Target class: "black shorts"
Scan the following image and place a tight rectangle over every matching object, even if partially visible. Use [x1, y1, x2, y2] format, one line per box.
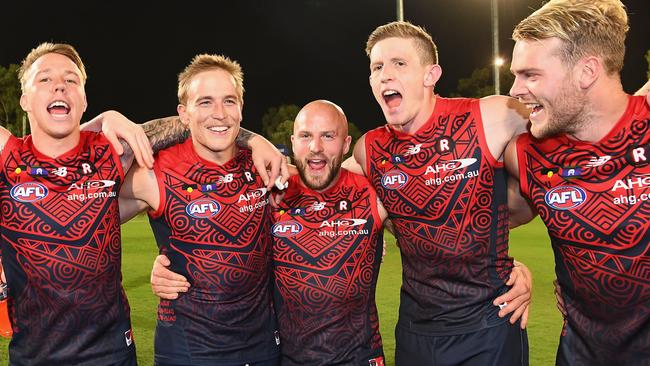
[155, 355, 280, 366]
[394, 321, 528, 366]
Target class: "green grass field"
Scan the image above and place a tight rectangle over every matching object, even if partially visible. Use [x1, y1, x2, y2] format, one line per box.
[0, 216, 561, 365]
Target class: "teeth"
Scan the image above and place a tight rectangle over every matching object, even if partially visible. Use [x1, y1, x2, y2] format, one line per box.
[383, 90, 398, 96]
[208, 126, 228, 132]
[48, 101, 69, 109]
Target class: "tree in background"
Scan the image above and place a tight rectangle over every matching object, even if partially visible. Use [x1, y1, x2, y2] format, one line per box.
[0, 64, 28, 136]
[261, 104, 362, 159]
[453, 63, 515, 98]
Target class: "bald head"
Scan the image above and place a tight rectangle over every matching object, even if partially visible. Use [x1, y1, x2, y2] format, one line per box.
[291, 100, 352, 191]
[294, 100, 348, 136]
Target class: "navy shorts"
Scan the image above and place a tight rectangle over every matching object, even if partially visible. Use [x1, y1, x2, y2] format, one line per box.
[395, 321, 528, 366]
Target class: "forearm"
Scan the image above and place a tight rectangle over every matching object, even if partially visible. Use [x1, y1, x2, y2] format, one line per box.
[235, 127, 259, 149]
[141, 116, 190, 153]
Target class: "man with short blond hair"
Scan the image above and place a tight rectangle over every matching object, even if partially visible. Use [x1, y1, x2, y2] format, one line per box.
[506, 0, 650, 364]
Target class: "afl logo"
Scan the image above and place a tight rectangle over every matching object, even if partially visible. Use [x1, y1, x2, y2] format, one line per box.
[272, 220, 303, 237]
[544, 186, 587, 210]
[381, 169, 408, 190]
[10, 182, 48, 202]
[186, 198, 221, 218]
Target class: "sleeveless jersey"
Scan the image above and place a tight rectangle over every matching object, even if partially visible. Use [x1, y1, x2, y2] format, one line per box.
[365, 97, 512, 335]
[0, 132, 133, 365]
[148, 138, 279, 365]
[516, 95, 650, 363]
[271, 170, 385, 366]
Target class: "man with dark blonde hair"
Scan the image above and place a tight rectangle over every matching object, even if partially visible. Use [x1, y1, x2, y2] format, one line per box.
[119, 53, 281, 366]
[343, 20, 533, 366]
[0, 42, 150, 366]
[506, 0, 650, 364]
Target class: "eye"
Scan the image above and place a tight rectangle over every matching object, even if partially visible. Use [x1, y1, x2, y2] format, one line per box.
[224, 98, 238, 106]
[65, 79, 78, 84]
[198, 100, 212, 107]
[371, 64, 383, 72]
[323, 134, 335, 140]
[39, 77, 51, 83]
[395, 60, 406, 67]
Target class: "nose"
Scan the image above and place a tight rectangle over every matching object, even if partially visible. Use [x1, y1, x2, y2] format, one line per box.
[509, 76, 526, 99]
[211, 103, 225, 120]
[53, 78, 66, 93]
[380, 65, 394, 83]
[309, 137, 323, 153]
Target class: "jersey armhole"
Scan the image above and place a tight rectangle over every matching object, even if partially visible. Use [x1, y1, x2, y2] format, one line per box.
[473, 99, 502, 168]
[515, 134, 531, 199]
[147, 162, 167, 219]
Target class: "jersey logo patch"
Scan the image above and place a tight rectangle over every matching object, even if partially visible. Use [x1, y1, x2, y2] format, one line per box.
[544, 186, 587, 210]
[186, 198, 221, 218]
[381, 169, 408, 190]
[272, 220, 303, 237]
[10, 182, 48, 202]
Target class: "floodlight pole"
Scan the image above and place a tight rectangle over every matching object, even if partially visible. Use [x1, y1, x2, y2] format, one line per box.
[492, 0, 500, 95]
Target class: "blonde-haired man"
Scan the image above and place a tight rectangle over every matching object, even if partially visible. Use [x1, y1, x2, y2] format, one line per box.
[119, 54, 280, 366]
[506, 0, 650, 364]
[345, 20, 533, 366]
[0, 42, 150, 365]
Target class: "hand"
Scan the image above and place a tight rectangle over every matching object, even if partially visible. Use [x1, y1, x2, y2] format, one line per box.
[90, 111, 154, 169]
[249, 136, 290, 190]
[493, 261, 532, 329]
[150, 254, 190, 299]
[553, 279, 567, 318]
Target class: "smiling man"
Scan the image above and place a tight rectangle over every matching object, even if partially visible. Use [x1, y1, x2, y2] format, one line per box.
[505, 0, 650, 364]
[0, 43, 143, 365]
[118, 54, 280, 366]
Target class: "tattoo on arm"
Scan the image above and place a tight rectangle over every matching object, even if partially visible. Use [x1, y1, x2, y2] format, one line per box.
[236, 128, 258, 149]
[119, 140, 134, 171]
[142, 116, 190, 153]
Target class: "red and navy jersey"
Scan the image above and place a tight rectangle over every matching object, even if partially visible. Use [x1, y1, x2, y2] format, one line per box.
[516, 95, 650, 363]
[148, 138, 278, 365]
[365, 97, 512, 335]
[271, 170, 385, 366]
[0, 132, 134, 365]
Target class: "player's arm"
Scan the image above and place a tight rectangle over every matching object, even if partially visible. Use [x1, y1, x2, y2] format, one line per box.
[493, 260, 533, 329]
[119, 163, 159, 224]
[97, 112, 288, 190]
[150, 254, 190, 299]
[82, 111, 154, 171]
[342, 134, 368, 176]
[479, 96, 530, 161]
[504, 137, 537, 228]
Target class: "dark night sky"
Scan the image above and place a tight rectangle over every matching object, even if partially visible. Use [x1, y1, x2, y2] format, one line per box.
[2, 0, 648, 134]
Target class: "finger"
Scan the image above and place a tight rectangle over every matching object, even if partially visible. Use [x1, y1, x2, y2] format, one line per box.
[152, 289, 181, 300]
[267, 156, 282, 190]
[508, 303, 526, 324]
[280, 157, 291, 183]
[152, 278, 190, 288]
[155, 254, 171, 266]
[107, 131, 124, 155]
[136, 128, 154, 168]
[257, 164, 270, 189]
[520, 306, 529, 329]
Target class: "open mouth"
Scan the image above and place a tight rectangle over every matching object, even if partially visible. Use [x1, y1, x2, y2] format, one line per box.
[307, 158, 327, 171]
[47, 101, 70, 116]
[527, 103, 544, 118]
[383, 89, 402, 109]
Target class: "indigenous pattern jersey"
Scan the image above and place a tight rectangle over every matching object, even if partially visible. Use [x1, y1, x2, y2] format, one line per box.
[516, 95, 650, 364]
[365, 97, 512, 335]
[271, 170, 385, 366]
[148, 139, 278, 365]
[0, 132, 133, 366]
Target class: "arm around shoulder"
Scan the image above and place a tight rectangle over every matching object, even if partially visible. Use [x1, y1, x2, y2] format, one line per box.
[505, 136, 537, 228]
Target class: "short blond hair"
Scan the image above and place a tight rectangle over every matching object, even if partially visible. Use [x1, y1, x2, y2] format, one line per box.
[18, 42, 87, 92]
[177, 54, 244, 105]
[512, 0, 628, 74]
[366, 21, 439, 65]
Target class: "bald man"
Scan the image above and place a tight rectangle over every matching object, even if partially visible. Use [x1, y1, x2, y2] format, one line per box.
[152, 100, 390, 365]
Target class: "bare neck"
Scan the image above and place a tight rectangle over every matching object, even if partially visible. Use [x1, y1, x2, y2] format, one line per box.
[30, 129, 81, 159]
[569, 78, 628, 142]
[396, 94, 437, 135]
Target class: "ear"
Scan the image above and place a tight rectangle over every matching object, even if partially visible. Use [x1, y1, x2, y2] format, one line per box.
[424, 64, 442, 88]
[82, 93, 88, 112]
[576, 56, 601, 90]
[19, 94, 30, 112]
[343, 135, 352, 156]
[290, 134, 297, 154]
[177, 104, 190, 126]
